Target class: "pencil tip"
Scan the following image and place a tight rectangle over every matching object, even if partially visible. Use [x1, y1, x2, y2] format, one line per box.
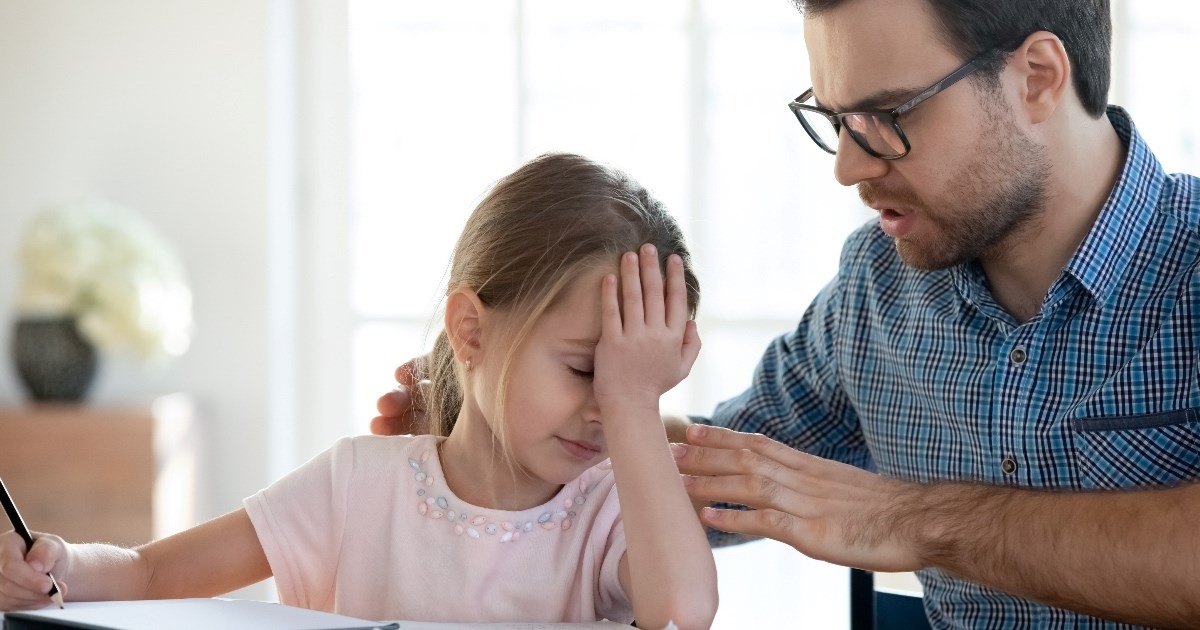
[48, 573, 65, 608]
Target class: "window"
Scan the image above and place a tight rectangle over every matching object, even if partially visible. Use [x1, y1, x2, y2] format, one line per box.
[1117, 0, 1200, 174]
[344, 0, 867, 428]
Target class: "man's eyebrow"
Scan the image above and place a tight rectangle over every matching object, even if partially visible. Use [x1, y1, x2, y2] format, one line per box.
[562, 338, 599, 350]
[816, 86, 924, 113]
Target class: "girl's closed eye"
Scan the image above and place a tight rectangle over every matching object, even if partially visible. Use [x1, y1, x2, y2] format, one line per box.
[567, 365, 594, 379]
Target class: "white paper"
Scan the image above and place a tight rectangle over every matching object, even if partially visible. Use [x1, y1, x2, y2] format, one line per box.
[390, 622, 626, 629]
[2, 600, 639, 630]
[2, 599, 396, 630]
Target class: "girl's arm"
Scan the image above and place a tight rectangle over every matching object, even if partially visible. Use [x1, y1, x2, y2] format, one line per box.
[0, 508, 269, 609]
[594, 246, 718, 630]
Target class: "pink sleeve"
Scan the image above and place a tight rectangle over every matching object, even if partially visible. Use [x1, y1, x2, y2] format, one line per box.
[592, 482, 632, 622]
[243, 437, 355, 611]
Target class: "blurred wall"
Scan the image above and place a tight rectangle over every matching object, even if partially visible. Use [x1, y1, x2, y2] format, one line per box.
[0, 0, 280, 551]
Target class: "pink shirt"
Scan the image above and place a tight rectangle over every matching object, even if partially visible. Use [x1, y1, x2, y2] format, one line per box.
[244, 434, 631, 623]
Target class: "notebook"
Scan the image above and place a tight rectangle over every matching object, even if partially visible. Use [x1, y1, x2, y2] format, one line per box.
[1, 599, 398, 630]
[1, 599, 632, 630]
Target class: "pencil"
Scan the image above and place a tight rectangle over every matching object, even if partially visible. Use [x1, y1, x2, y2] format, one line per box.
[0, 476, 64, 608]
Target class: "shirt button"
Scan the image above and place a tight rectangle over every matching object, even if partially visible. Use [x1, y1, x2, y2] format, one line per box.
[1009, 346, 1027, 365]
[1001, 458, 1018, 475]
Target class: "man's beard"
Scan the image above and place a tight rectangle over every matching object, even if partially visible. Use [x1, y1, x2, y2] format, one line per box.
[860, 106, 1050, 271]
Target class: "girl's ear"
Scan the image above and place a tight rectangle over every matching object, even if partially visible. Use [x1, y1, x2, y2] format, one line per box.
[445, 288, 487, 364]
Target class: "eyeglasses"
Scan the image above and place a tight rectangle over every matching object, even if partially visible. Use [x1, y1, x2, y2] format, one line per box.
[788, 49, 1001, 160]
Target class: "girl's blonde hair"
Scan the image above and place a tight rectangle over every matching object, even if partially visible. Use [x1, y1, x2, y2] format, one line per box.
[425, 153, 700, 450]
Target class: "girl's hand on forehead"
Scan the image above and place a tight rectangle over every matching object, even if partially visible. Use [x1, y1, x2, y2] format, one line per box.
[593, 244, 701, 419]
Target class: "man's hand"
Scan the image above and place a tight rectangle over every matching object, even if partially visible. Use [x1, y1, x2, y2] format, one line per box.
[673, 423, 924, 572]
[370, 359, 429, 435]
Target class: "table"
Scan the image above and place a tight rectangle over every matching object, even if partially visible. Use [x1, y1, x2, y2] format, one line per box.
[0, 394, 200, 546]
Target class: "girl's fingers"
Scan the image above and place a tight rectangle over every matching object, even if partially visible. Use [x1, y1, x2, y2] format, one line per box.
[680, 320, 701, 374]
[0, 549, 54, 606]
[639, 244, 665, 325]
[620, 251, 644, 326]
[664, 254, 687, 329]
[0, 574, 52, 610]
[600, 273, 621, 338]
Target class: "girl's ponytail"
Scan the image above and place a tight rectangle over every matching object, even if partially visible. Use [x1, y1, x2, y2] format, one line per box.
[426, 330, 462, 436]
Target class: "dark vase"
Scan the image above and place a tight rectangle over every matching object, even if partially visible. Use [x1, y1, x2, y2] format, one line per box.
[11, 316, 98, 402]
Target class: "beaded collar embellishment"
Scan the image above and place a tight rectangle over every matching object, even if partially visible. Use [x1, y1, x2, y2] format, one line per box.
[409, 447, 608, 543]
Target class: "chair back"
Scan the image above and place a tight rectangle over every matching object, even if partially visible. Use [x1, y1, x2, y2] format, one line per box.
[849, 568, 932, 630]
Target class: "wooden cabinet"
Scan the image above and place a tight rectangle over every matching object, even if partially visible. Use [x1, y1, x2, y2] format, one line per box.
[0, 394, 199, 547]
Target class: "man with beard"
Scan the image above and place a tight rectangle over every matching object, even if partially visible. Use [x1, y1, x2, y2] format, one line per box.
[374, 0, 1200, 626]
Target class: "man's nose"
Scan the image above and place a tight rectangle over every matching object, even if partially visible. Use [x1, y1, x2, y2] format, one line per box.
[833, 132, 889, 187]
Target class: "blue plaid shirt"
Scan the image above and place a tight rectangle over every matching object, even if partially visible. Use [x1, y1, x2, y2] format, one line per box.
[708, 107, 1200, 629]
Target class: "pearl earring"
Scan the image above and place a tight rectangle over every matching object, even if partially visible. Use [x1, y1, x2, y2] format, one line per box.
[465, 359, 472, 372]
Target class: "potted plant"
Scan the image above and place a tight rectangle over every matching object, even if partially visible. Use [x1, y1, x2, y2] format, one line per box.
[12, 199, 193, 401]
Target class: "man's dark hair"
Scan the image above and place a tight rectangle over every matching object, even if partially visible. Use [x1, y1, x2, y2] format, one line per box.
[792, 0, 1111, 118]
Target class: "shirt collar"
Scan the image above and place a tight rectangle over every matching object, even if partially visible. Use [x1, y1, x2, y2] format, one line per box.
[1061, 105, 1165, 304]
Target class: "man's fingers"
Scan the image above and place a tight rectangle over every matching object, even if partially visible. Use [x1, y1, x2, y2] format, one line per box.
[369, 414, 398, 436]
[676, 427, 884, 508]
[683, 470, 811, 515]
[700, 506, 801, 545]
[675, 426, 926, 573]
[672, 441, 752, 477]
[700, 508, 849, 565]
[394, 358, 425, 388]
[375, 386, 413, 417]
[685, 424, 815, 469]
[675, 443, 813, 514]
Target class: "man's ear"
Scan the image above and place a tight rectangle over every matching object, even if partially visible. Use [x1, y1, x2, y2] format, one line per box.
[445, 288, 487, 363]
[1010, 31, 1071, 124]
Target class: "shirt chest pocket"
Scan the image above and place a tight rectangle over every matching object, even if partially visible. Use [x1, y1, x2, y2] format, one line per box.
[1071, 408, 1200, 489]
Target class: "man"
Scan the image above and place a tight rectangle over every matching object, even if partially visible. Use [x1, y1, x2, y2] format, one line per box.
[375, 0, 1200, 626]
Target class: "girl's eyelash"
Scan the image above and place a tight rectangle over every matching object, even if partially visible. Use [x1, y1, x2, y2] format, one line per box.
[567, 366, 594, 379]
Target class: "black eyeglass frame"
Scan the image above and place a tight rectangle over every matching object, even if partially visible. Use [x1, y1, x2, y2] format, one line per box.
[788, 48, 1002, 160]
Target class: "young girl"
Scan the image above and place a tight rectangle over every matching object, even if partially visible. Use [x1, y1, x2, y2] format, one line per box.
[0, 153, 718, 629]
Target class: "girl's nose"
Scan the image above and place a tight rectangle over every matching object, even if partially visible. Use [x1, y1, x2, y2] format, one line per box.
[582, 391, 602, 422]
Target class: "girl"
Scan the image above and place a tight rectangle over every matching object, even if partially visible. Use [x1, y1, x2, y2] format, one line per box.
[0, 153, 719, 629]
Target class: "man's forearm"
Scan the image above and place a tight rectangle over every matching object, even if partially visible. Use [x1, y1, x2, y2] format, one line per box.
[905, 481, 1200, 627]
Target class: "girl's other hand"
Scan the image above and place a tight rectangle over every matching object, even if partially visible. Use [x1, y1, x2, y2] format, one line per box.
[593, 244, 700, 417]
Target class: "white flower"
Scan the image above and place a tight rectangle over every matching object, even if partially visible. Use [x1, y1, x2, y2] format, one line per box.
[15, 199, 193, 363]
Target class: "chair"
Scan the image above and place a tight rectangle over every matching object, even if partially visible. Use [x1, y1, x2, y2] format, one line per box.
[849, 569, 932, 630]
